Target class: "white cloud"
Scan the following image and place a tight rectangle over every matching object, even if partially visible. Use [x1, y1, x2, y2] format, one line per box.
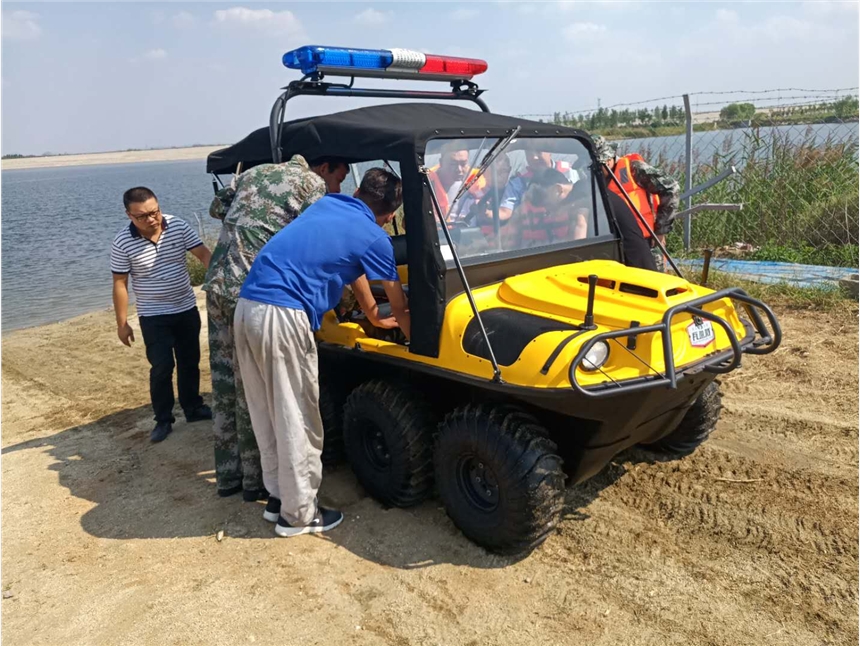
[213, 7, 304, 37]
[762, 15, 814, 41]
[716, 9, 738, 23]
[451, 8, 479, 21]
[130, 48, 168, 63]
[2, 10, 42, 41]
[802, 1, 859, 15]
[171, 11, 195, 29]
[563, 22, 607, 39]
[354, 8, 392, 26]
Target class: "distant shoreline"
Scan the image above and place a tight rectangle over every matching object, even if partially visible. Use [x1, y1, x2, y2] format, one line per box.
[1, 145, 230, 171]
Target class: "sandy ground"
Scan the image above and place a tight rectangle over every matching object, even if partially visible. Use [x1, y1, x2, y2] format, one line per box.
[2, 291, 857, 645]
[1, 146, 229, 171]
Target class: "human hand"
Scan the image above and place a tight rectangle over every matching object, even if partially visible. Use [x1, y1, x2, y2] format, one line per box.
[375, 316, 400, 330]
[117, 323, 135, 346]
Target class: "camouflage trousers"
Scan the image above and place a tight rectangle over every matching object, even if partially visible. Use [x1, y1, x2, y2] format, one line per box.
[207, 292, 263, 492]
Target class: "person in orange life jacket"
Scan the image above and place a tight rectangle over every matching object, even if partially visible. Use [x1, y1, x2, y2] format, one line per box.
[508, 168, 588, 249]
[498, 144, 579, 224]
[427, 142, 470, 217]
[592, 135, 679, 272]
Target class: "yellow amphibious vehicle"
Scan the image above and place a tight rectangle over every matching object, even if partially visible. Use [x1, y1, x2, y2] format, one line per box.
[208, 45, 781, 554]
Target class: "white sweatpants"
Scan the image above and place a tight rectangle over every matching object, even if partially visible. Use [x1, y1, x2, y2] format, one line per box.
[234, 298, 323, 526]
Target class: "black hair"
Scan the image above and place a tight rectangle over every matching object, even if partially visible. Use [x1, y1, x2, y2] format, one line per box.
[357, 168, 402, 217]
[308, 156, 350, 171]
[526, 168, 574, 208]
[123, 186, 157, 210]
[529, 167, 572, 188]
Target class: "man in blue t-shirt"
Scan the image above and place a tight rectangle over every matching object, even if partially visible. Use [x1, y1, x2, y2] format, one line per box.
[234, 168, 409, 538]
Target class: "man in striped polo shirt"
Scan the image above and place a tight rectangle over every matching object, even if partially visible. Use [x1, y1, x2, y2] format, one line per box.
[111, 186, 213, 443]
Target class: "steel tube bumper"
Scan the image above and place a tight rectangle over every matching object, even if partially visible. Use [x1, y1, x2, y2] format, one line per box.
[568, 288, 782, 398]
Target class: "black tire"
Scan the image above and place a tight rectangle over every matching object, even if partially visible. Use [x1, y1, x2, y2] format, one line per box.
[434, 404, 566, 555]
[319, 380, 347, 466]
[342, 380, 436, 507]
[653, 381, 723, 455]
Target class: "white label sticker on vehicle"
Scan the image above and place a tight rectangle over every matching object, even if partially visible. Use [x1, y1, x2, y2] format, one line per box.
[687, 319, 715, 348]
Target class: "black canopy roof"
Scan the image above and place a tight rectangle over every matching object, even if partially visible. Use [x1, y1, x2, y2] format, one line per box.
[206, 103, 590, 174]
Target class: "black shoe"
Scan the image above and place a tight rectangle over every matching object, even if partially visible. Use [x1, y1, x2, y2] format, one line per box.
[218, 485, 243, 498]
[150, 422, 173, 443]
[185, 404, 212, 423]
[275, 507, 344, 537]
[262, 497, 281, 523]
[243, 488, 269, 502]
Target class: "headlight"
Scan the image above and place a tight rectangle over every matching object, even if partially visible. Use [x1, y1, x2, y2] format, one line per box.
[580, 341, 609, 371]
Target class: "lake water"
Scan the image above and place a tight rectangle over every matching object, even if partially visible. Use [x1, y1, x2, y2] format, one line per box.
[615, 122, 859, 170]
[2, 160, 220, 332]
[3, 122, 857, 332]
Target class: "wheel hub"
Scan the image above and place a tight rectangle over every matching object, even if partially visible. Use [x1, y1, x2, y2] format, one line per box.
[361, 425, 390, 470]
[457, 456, 499, 512]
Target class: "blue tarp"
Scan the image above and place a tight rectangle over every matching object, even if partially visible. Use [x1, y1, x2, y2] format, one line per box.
[678, 258, 858, 289]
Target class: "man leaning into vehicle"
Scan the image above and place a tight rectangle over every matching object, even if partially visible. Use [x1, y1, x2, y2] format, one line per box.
[204, 156, 348, 502]
[235, 168, 407, 538]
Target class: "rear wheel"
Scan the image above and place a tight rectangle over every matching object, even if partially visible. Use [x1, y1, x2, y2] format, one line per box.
[319, 379, 348, 466]
[652, 381, 723, 455]
[434, 404, 566, 555]
[342, 380, 436, 507]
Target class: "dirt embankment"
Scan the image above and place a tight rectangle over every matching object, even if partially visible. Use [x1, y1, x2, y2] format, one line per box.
[1, 146, 228, 171]
[2, 294, 857, 645]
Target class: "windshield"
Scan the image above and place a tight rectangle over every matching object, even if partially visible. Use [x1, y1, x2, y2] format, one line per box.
[424, 137, 610, 261]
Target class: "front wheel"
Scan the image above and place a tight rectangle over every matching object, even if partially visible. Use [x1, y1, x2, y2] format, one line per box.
[652, 381, 723, 455]
[434, 405, 566, 555]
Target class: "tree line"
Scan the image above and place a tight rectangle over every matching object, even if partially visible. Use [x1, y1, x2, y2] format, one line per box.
[550, 96, 860, 131]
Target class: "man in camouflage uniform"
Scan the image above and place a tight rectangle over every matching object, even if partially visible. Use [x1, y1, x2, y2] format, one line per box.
[592, 135, 680, 271]
[204, 155, 346, 500]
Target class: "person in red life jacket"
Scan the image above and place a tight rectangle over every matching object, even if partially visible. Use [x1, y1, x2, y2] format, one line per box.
[508, 168, 588, 249]
[427, 141, 470, 218]
[498, 143, 579, 224]
[592, 135, 679, 272]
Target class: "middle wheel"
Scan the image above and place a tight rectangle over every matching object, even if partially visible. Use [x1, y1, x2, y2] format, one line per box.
[342, 379, 437, 507]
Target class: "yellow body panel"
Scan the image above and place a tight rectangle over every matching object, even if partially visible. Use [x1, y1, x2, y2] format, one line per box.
[317, 260, 748, 390]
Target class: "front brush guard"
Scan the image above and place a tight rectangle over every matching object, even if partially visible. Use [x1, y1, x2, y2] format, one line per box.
[568, 288, 782, 398]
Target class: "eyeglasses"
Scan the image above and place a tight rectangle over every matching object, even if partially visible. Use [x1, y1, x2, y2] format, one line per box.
[128, 208, 161, 222]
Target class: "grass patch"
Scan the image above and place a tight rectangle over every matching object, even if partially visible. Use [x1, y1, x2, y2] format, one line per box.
[631, 126, 858, 269]
[187, 234, 218, 287]
[187, 253, 207, 287]
[689, 268, 851, 312]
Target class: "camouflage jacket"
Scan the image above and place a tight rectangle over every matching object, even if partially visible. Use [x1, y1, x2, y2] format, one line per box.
[628, 159, 680, 236]
[203, 155, 326, 303]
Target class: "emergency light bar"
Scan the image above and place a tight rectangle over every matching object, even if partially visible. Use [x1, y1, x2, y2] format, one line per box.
[283, 45, 488, 82]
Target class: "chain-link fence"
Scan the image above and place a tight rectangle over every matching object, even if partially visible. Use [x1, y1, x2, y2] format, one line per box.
[523, 88, 859, 277]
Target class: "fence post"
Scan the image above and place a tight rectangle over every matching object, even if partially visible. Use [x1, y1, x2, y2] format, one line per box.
[683, 93, 693, 251]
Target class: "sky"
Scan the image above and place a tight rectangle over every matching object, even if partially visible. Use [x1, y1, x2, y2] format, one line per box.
[1, 1, 858, 155]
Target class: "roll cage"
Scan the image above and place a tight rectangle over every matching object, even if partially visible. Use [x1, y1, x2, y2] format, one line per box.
[207, 74, 630, 362]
